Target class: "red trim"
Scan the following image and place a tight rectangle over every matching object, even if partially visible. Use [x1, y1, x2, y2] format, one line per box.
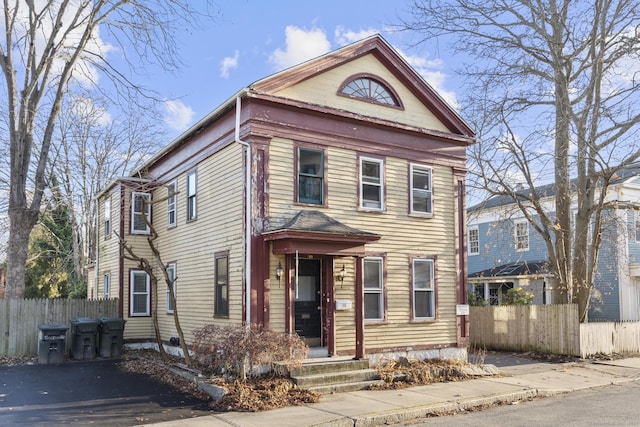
[457, 178, 469, 343]
[285, 255, 294, 334]
[250, 36, 474, 136]
[322, 259, 335, 355]
[355, 255, 364, 359]
[293, 142, 329, 208]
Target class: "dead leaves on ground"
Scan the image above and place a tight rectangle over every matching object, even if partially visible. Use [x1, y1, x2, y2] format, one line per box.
[119, 349, 319, 412]
[373, 357, 471, 389]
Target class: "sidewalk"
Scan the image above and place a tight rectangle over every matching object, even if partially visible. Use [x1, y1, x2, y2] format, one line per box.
[143, 355, 640, 427]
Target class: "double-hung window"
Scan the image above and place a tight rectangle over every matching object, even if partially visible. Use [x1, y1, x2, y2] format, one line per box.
[103, 273, 110, 299]
[186, 171, 197, 221]
[363, 257, 384, 321]
[412, 258, 435, 320]
[167, 181, 177, 227]
[215, 254, 229, 317]
[360, 157, 384, 210]
[468, 226, 479, 256]
[410, 164, 432, 215]
[104, 197, 111, 237]
[515, 220, 529, 251]
[635, 211, 640, 242]
[130, 270, 150, 316]
[297, 147, 324, 204]
[166, 263, 176, 313]
[131, 192, 151, 234]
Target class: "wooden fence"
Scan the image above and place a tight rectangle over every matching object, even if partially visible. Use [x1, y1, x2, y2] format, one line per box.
[470, 304, 640, 357]
[579, 321, 640, 358]
[469, 304, 581, 356]
[0, 298, 119, 357]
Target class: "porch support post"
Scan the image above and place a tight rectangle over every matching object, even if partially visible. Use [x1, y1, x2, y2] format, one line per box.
[323, 258, 336, 356]
[284, 255, 294, 334]
[355, 256, 365, 359]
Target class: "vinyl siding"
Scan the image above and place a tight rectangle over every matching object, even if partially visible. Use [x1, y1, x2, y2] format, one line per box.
[268, 138, 459, 354]
[152, 143, 245, 343]
[273, 54, 450, 133]
[96, 188, 121, 301]
[468, 214, 550, 275]
[589, 209, 622, 320]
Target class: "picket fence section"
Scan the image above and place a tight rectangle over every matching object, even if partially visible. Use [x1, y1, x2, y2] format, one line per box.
[579, 321, 640, 358]
[470, 304, 640, 357]
[0, 298, 119, 357]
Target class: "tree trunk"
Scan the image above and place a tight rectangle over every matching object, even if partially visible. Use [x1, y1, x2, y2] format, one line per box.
[150, 274, 168, 360]
[573, 210, 591, 322]
[6, 206, 38, 298]
[167, 288, 192, 366]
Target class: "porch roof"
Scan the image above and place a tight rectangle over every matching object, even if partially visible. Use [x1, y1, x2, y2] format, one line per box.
[469, 260, 551, 279]
[263, 210, 381, 256]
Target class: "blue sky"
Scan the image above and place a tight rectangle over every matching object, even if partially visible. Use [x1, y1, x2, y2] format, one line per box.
[152, 0, 462, 139]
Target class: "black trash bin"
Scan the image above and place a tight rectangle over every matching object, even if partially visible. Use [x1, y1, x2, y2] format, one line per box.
[98, 317, 126, 358]
[70, 317, 99, 360]
[37, 324, 68, 364]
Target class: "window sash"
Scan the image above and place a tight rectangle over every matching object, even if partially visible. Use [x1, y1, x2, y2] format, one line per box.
[515, 221, 529, 251]
[187, 172, 197, 221]
[103, 273, 110, 299]
[360, 158, 384, 209]
[468, 227, 479, 255]
[410, 165, 432, 214]
[167, 182, 176, 227]
[413, 259, 435, 319]
[130, 271, 150, 316]
[215, 255, 229, 317]
[363, 257, 383, 320]
[297, 148, 324, 204]
[131, 192, 151, 233]
[104, 198, 111, 236]
[166, 263, 176, 313]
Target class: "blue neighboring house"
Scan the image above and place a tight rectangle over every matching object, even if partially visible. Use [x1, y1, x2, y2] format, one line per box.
[467, 164, 640, 321]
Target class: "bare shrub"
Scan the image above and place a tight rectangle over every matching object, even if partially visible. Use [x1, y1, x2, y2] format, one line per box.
[192, 324, 308, 381]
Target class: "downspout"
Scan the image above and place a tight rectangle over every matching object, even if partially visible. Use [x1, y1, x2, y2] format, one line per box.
[235, 95, 252, 325]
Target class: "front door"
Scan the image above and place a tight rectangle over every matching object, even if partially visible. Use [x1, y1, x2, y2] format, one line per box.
[295, 259, 322, 346]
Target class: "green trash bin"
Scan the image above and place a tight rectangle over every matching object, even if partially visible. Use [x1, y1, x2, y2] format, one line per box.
[98, 318, 126, 358]
[37, 324, 68, 364]
[70, 317, 99, 360]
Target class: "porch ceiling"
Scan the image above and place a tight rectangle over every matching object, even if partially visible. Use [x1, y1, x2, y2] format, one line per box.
[263, 210, 380, 256]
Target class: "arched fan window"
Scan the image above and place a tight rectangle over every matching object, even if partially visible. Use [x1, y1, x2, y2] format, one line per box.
[338, 73, 402, 108]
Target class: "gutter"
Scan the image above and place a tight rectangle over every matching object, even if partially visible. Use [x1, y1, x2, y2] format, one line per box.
[234, 93, 252, 325]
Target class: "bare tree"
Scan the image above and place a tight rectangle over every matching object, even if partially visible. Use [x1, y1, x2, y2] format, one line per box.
[118, 187, 192, 365]
[404, 0, 640, 321]
[52, 93, 165, 285]
[1, 1, 215, 298]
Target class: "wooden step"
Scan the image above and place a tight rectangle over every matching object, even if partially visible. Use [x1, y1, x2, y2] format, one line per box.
[281, 357, 381, 394]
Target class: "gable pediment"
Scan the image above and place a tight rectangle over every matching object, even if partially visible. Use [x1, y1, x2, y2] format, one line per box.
[250, 35, 473, 139]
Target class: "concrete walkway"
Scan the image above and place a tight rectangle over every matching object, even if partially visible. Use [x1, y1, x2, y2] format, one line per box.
[144, 355, 640, 427]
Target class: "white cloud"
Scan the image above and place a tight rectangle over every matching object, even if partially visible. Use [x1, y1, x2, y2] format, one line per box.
[334, 26, 379, 46]
[163, 100, 194, 131]
[220, 50, 240, 79]
[397, 49, 459, 109]
[269, 26, 331, 70]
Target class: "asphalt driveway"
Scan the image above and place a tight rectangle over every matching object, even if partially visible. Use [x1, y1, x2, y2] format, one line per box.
[0, 358, 212, 426]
